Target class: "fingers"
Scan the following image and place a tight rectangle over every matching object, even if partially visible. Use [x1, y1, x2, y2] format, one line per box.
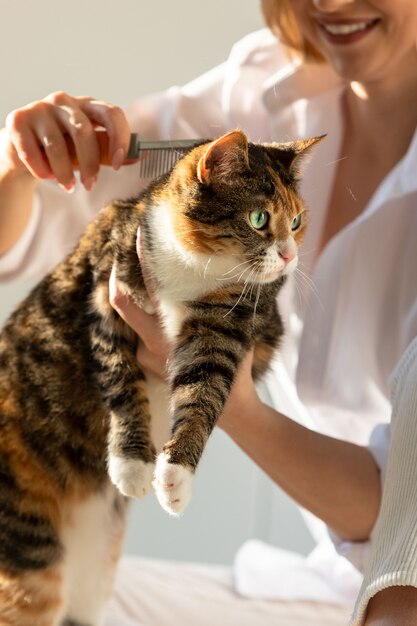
[136, 342, 168, 380]
[6, 105, 57, 180]
[4, 91, 132, 190]
[81, 98, 131, 170]
[35, 114, 77, 189]
[109, 265, 170, 358]
[109, 264, 148, 337]
[5, 120, 53, 180]
[52, 102, 99, 189]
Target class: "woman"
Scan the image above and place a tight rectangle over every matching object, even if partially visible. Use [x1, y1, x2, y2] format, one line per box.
[1, 1, 417, 624]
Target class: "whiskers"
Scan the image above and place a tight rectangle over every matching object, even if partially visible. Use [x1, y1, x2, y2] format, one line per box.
[293, 266, 323, 311]
[203, 257, 212, 279]
[217, 258, 256, 281]
[220, 257, 322, 320]
[222, 261, 262, 319]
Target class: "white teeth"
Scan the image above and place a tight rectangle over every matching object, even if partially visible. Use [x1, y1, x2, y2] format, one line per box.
[323, 21, 370, 35]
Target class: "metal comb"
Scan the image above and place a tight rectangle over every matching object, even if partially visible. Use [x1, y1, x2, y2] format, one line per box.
[69, 130, 208, 179]
[126, 133, 207, 179]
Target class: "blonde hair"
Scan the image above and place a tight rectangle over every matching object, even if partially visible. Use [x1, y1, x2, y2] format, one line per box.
[261, 0, 324, 62]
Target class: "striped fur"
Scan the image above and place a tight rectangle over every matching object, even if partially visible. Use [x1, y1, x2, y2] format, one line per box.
[0, 130, 319, 622]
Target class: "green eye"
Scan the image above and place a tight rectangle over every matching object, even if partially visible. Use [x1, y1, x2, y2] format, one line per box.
[291, 213, 302, 231]
[249, 210, 269, 230]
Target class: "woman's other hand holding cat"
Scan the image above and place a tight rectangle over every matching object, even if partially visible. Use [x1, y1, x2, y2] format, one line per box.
[109, 263, 170, 380]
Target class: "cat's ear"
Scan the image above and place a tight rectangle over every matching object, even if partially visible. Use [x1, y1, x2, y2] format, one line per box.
[197, 130, 249, 184]
[267, 135, 325, 177]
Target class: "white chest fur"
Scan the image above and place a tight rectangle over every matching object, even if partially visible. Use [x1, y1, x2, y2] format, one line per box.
[148, 203, 238, 295]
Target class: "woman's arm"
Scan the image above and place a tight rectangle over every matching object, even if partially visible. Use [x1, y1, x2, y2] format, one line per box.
[219, 353, 381, 542]
[0, 128, 37, 254]
[364, 587, 417, 625]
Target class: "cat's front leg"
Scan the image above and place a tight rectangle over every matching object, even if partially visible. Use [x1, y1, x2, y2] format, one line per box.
[153, 314, 251, 515]
[104, 359, 156, 499]
[153, 451, 194, 515]
[90, 286, 156, 499]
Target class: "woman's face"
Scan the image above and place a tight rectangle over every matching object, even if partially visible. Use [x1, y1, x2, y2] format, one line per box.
[290, 0, 417, 84]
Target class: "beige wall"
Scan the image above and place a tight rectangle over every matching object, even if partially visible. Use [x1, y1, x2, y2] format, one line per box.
[1, 0, 263, 122]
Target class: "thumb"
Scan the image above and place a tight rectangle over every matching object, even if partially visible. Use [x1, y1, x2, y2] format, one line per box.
[109, 264, 168, 355]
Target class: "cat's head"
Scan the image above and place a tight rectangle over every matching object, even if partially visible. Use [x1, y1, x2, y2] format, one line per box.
[165, 129, 323, 286]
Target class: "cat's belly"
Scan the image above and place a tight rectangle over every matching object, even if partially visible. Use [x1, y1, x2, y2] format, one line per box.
[61, 483, 127, 624]
[145, 370, 171, 452]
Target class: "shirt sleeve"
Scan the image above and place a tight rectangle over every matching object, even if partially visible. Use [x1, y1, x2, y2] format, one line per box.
[0, 164, 148, 282]
[350, 336, 417, 625]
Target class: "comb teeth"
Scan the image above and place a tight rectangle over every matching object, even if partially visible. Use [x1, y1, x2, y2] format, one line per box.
[126, 135, 208, 179]
[138, 146, 194, 179]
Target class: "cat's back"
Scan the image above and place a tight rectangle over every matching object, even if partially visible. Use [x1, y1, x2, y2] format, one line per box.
[0, 204, 120, 487]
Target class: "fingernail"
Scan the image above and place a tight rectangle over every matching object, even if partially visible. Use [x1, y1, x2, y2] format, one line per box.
[83, 176, 97, 191]
[112, 148, 125, 171]
[59, 179, 75, 194]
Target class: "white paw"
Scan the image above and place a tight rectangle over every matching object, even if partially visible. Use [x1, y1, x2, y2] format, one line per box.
[108, 456, 155, 499]
[153, 452, 193, 516]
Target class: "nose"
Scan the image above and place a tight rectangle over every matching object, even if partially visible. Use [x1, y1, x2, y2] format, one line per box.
[279, 242, 296, 265]
[279, 250, 295, 264]
[312, 0, 355, 12]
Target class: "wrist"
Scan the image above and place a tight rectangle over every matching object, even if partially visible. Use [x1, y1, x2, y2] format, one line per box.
[0, 155, 37, 200]
[0, 133, 38, 255]
[219, 385, 264, 436]
[0, 167, 35, 189]
[0, 128, 33, 179]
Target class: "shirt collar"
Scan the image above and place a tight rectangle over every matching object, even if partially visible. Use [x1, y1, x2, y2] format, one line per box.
[367, 126, 417, 212]
[263, 58, 342, 115]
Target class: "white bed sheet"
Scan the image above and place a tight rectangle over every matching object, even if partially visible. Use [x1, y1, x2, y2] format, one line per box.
[104, 556, 351, 626]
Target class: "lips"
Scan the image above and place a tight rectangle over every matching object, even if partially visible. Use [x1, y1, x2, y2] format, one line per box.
[316, 17, 380, 45]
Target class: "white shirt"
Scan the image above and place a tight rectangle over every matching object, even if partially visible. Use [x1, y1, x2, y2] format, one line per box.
[351, 337, 417, 623]
[2, 28, 417, 625]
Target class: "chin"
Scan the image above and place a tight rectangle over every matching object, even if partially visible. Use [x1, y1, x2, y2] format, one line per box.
[321, 43, 386, 85]
[256, 271, 284, 285]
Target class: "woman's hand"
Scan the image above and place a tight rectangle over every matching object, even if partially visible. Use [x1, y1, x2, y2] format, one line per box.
[0, 92, 132, 255]
[3, 92, 131, 191]
[109, 264, 170, 380]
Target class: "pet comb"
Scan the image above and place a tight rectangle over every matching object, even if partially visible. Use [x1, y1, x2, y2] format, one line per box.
[126, 133, 207, 178]
[71, 130, 207, 179]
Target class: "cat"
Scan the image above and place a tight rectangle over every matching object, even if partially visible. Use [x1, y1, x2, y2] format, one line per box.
[0, 129, 320, 625]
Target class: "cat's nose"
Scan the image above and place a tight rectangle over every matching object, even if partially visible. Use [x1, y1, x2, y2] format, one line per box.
[279, 241, 296, 264]
[279, 250, 295, 264]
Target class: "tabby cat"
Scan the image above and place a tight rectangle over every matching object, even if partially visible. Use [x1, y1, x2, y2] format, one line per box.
[0, 129, 320, 625]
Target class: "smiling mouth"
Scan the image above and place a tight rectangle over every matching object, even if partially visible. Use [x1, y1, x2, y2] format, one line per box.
[317, 18, 380, 43]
